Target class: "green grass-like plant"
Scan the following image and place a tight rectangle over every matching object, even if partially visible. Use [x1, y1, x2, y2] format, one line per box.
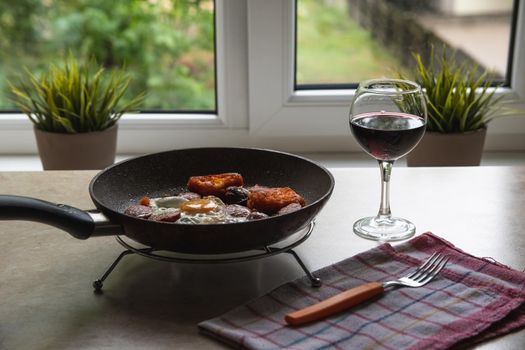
[407, 49, 519, 133]
[8, 54, 145, 133]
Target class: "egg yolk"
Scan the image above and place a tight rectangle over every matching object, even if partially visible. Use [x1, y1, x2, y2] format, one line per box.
[180, 198, 219, 213]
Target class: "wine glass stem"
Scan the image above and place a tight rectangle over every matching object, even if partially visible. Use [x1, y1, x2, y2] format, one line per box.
[377, 160, 394, 220]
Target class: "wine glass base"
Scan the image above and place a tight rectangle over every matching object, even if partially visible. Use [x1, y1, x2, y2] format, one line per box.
[353, 216, 415, 242]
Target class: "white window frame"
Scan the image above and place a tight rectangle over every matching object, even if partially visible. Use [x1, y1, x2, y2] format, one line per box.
[0, 0, 524, 155]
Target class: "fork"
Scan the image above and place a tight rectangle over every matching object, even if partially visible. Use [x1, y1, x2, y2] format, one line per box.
[284, 252, 449, 326]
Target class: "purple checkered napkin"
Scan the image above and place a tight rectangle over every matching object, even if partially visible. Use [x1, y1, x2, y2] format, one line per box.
[198, 232, 525, 350]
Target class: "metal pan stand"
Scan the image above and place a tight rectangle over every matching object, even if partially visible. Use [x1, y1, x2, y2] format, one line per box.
[93, 221, 321, 292]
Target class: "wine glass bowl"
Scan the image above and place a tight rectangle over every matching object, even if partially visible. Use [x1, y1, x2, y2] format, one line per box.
[349, 79, 427, 241]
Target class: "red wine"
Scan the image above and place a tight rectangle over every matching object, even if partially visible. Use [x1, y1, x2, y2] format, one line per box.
[350, 112, 425, 161]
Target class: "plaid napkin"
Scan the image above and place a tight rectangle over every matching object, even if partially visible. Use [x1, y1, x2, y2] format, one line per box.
[198, 232, 525, 349]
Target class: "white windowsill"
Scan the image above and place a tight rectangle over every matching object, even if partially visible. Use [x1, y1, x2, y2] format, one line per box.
[0, 151, 523, 171]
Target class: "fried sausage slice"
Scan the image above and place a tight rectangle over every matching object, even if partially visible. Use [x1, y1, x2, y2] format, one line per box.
[247, 187, 305, 215]
[149, 210, 181, 222]
[246, 211, 269, 220]
[124, 205, 153, 218]
[187, 173, 244, 197]
[224, 204, 251, 218]
[277, 202, 303, 215]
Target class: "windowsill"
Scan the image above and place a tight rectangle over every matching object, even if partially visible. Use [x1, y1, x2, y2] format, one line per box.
[0, 151, 523, 171]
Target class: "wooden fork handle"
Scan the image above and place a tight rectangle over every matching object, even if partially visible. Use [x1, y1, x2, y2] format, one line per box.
[284, 282, 384, 326]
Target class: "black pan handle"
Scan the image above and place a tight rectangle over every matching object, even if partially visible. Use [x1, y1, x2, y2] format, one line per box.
[0, 195, 112, 239]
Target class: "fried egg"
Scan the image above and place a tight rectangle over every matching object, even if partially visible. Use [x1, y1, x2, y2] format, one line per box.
[149, 195, 247, 224]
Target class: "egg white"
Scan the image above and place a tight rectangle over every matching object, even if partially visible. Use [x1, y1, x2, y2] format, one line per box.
[149, 195, 248, 224]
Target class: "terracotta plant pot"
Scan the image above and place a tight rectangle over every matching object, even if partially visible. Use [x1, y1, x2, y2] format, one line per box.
[34, 124, 118, 170]
[406, 128, 487, 167]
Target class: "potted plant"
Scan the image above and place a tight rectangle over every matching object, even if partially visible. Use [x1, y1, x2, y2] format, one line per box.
[8, 54, 144, 170]
[404, 49, 519, 166]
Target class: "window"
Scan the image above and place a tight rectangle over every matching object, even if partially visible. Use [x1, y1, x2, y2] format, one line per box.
[0, 0, 247, 154]
[0, 0, 524, 155]
[247, 0, 525, 151]
[0, 0, 216, 112]
[296, 0, 516, 88]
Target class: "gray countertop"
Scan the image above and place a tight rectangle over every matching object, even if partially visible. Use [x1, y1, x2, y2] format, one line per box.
[1, 167, 525, 349]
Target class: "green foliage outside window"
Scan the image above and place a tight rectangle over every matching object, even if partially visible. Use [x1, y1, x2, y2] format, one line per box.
[0, 0, 215, 111]
[296, 0, 406, 85]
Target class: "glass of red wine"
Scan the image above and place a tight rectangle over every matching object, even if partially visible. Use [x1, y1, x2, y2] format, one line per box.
[349, 79, 427, 241]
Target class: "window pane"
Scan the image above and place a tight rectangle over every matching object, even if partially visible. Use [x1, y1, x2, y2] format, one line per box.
[0, 0, 215, 111]
[296, 0, 514, 87]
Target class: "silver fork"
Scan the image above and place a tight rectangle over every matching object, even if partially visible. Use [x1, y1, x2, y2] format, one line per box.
[285, 253, 449, 326]
[383, 252, 449, 288]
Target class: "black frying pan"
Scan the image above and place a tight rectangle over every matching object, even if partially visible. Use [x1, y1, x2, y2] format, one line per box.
[0, 148, 334, 254]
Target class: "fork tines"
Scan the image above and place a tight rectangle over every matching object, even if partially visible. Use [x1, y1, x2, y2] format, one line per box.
[409, 252, 449, 284]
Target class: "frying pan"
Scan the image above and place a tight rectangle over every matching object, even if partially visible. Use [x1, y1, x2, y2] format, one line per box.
[0, 148, 334, 254]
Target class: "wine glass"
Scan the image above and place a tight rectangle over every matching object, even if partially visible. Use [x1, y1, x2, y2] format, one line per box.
[349, 79, 427, 241]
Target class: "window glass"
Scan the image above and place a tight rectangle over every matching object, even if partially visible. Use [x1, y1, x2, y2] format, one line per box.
[296, 0, 515, 88]
[0, 0, 215, 111]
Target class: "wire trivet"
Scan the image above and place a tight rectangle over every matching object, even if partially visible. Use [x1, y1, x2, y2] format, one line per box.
[93, 221, 320, 291]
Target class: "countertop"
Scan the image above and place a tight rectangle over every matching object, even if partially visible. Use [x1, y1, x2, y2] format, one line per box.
[1, 167, 525, 349]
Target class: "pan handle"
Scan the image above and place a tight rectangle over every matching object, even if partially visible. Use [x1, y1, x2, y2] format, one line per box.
[0, 195, 121, 239]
